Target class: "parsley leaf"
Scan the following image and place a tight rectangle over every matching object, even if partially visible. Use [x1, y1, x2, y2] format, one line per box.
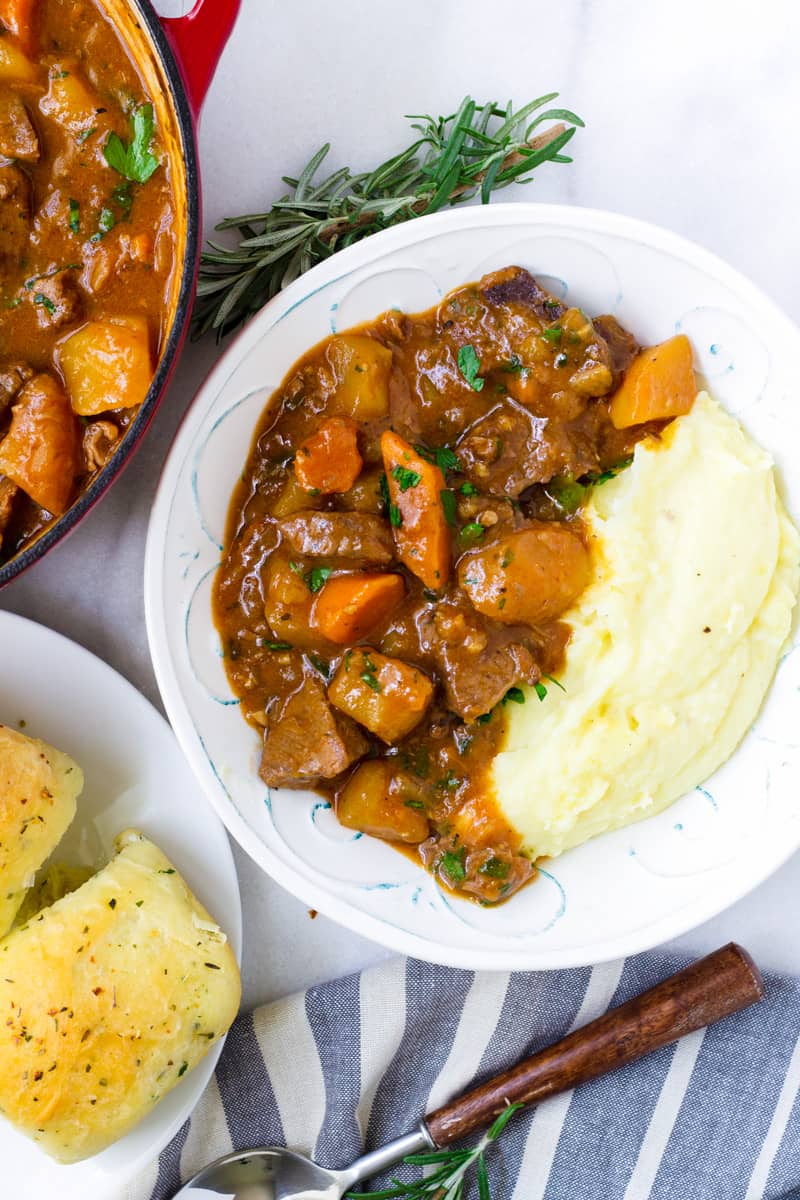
[534, 681, 548, 702]
[458, 344, 484, 391]
[541, 325, 563, 344]
[440, 848, 467, 883]
[502, 687, 526, 705]
[392, 465, 421, 492]
[33, 293, 55, 314]
[68, 198, 80, 234]
[440, 489, 457, 526]
[389, 503, 403, 528]
[459, 521, 485, 547]
[480, 857, 510, 880]
[103, 102, 160, 183]
[306, 566, 331, 593]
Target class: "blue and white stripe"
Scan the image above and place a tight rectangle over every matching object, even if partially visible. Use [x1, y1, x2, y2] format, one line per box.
[123, 952, 800, 1200]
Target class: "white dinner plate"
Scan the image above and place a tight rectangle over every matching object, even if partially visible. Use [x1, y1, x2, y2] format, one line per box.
[144, 202, 800, 970]
[0, 612, 242, 1199]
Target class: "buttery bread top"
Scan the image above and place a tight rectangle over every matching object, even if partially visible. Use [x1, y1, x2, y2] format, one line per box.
[0, 829, 241, 1163]
[0, 725, 83, 936]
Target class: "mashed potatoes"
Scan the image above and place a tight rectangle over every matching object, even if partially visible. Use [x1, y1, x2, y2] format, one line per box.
[494, 391, 800, 858]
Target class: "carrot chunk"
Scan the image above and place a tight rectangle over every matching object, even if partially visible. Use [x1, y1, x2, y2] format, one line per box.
[0, 374, 80, 515]
[610, 334, 696, 429]
[380, 430, 451, 590]
[313, 572, 405, 644]
[294, 417, 363, 494]
[0, 0, 37, 53]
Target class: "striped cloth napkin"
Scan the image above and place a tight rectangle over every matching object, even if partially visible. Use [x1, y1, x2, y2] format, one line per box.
[125, 950, 800, 1200]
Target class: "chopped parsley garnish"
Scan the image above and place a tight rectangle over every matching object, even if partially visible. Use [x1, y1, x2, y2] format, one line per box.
[306, 566, 331, 593]
[544, 298, 562, 313]
[541, 325, 563, 344]
[457, 343, 484, 391]
[261, 640, 292, 651]
[502, 687, 526, 705]
[534, 681, 549, 702]
[460, 481, 478, 496]
[405, 799, 425, 810]
[76, 126, 97, 145]
[112, 180, 134, 217]
[68, 198, 80, 234]
[459, 522, 485, 547]
[542, 673, 566, 692]
[379, 471, 391, 514]
[33, 293, 55, 314]
[177, 1062, 188, 1077]
[440, 848, 467, 883]
[389, 503, 403, 528]
[360, 654, 381, 692]
[588, 456, 634, 485]
[476, 711, 493, 725]
[480, 857, 511, 880]
[392, 465, 421, 491]
[502, 353, 523, 374]
[308, 653, 330, 678]
[103, 102, 160, 183]
[440, 489, 457, 526]
[414, 444, 461, 473]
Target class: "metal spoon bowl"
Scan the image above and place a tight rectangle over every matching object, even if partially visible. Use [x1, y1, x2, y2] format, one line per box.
[176, 1132, 429, 1199]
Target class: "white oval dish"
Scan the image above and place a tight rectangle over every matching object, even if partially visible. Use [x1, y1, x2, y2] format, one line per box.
[144, 203, 800, 970]
[0, 612, 242, 1198]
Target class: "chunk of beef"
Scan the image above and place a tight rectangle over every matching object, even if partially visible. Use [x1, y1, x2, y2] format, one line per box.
[418, 599, 540, 722]
[30, 269, 83, 329]
[259, 675, 368, 787]
[0, 164, 31, 261]
[479, 266, 566, 322]
[0, 362, 33, 423]
[457, 401, 579, 494]
[0, 91, 39, 161]
[593, 315, 639, 380]
[82, 420, 120, 473]
[278, 510, 394, 564]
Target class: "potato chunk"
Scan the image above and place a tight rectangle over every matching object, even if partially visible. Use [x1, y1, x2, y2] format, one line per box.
[0, 39, 36, 82]
[39, 62, 102, 138]
[338, 760, 430, 844]
[0, 374, 80, 514]
[263, 555, 316, 647]
[458, 524, 591, 626]
[58, 317, 153, 416]
[328, 647, 434, 742]
[0, 91, 39, 161]
[327, 334, 392, 420]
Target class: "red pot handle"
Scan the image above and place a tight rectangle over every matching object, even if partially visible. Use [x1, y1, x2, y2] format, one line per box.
[161, 0, 241, 114]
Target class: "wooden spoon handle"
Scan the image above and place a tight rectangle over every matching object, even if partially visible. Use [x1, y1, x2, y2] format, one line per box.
[424, 943, 762, 1147]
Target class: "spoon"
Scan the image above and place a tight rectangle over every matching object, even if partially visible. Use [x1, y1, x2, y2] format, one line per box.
[176, 943, 762, 1199]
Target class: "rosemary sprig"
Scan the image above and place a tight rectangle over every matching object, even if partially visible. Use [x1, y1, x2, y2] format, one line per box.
[193, 95, 583, 340]
[345, 1104, 522, 1200]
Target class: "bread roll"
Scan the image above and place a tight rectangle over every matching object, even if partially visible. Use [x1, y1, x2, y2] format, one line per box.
[0, 725, 83, 935]
[0, 829, 240, 1162]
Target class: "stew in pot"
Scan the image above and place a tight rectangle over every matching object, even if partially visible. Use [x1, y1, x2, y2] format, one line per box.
[0, 0, 179, 562]
[215, 266, 691, 903]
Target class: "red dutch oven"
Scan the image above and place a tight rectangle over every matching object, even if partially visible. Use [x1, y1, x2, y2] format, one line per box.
[0, 0, 241, 588]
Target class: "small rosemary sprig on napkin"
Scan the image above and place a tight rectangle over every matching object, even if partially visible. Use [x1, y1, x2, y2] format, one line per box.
[345, 1104, 522, 1200]
[193, 95, 583, 340]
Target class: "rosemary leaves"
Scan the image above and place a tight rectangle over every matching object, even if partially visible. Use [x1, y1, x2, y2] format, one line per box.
[193, 95, 583, 340]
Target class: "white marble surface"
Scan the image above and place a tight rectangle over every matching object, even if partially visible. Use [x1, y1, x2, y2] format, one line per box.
[3, 0, 799, 1009]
